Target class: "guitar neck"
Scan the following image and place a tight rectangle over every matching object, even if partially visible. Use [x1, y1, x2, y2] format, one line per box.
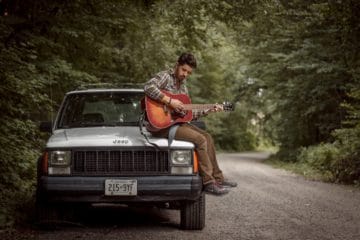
[183, 104, 218, 111]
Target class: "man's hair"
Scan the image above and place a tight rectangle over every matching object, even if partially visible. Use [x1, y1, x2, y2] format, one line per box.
[177, 52, 197, 69]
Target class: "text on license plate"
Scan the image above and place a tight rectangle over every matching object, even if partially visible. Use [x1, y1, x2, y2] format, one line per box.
[105, 179, 137, 196]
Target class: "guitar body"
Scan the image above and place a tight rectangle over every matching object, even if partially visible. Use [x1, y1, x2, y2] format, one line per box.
[145, 91, 193, 131]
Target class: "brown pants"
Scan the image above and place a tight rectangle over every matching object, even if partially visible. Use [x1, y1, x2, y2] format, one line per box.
[151, 123, 224, 185]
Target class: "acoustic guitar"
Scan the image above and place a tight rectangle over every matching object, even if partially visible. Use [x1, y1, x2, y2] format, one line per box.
[144, 91, 234, 131]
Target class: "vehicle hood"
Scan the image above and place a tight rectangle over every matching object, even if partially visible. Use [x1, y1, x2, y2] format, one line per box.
[46, 127, 194, 148]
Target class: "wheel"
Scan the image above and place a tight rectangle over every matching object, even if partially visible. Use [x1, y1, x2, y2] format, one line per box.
[36, 202, 84, 229]
[36, 202, 61, 229]
[180, 192, 205, 230]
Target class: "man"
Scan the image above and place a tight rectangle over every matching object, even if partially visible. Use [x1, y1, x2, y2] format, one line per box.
[144, 52, 237, 196]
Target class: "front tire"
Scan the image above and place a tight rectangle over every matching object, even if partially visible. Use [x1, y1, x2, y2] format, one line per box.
[180, 192, 205, 230]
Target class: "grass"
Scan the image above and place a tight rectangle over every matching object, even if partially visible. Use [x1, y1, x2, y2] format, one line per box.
[264, 156, 335, 182]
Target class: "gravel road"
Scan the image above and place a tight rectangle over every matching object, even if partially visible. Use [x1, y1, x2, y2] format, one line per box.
[4, 152, 360, 240]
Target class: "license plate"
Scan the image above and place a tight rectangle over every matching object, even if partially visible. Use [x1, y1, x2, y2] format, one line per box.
[105, 179, 137, 196]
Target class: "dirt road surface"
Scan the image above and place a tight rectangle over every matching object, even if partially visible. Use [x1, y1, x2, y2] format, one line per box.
[4, 152, 360, 240]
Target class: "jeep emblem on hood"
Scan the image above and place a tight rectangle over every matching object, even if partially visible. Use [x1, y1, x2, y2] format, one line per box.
[113, 136, 131, 145]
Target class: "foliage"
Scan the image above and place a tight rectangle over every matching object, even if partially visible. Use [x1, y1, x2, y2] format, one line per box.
[237, 0, 360, 183]
[0, 119, 40, 227]
[331, 128, 360, 184]
[265, 154, 327, 181]
[297, 143, 341, 182]
[233, 0, 359, 161]
[297, 130, 360, 184]
[328, 88, 360, 183]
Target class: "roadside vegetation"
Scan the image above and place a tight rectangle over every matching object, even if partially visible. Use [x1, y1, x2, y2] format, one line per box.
[0, 0, 359, 227]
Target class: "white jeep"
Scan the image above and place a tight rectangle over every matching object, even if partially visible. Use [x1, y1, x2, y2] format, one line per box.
[36, 87, 205, 230]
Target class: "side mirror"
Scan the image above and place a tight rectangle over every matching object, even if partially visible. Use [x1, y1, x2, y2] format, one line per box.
[39, 121, 53, 133]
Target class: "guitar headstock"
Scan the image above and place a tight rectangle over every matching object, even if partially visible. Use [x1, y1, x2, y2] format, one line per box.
[222, 102, 234, 112]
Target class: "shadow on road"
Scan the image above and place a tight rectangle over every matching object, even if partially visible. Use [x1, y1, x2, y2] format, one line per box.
[36, 205, 179, 231]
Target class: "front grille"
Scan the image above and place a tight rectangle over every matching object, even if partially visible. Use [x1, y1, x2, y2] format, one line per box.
[72, 150, 169, 175]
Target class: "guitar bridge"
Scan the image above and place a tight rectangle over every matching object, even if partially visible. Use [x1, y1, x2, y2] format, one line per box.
[172, 110, 187, 118]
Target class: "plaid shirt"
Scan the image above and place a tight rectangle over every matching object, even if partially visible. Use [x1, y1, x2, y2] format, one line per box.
[144, 68, 205, 120]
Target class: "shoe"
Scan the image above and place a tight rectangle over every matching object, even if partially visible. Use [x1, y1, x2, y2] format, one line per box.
[218, 179, 237, 188]
[204, 182, 229, 196]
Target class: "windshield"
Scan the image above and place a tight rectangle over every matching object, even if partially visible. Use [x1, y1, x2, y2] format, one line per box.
[57, 92, 144, 128]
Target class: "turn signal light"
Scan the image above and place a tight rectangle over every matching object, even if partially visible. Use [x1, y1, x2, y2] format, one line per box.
[193, 151, 199, 173]
[42, 152, 48, 175]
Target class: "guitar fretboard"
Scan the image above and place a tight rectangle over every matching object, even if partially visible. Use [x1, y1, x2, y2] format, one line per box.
[183, 104, 218, 111]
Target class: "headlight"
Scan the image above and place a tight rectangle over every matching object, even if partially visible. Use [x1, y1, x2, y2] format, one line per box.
[49, 151, 71, 166]
[48, 150, 71, 175]
[171, 150, 191, 165]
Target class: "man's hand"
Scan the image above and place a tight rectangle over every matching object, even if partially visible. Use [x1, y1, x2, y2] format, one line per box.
[204, 104, 223, 114]
[169, 98, 184, 112]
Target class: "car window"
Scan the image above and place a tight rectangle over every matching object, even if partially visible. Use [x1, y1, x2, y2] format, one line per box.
[57, 92, 144, 128]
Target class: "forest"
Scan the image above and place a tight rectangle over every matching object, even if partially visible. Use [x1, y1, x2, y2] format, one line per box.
[0, 0, 359, 227]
